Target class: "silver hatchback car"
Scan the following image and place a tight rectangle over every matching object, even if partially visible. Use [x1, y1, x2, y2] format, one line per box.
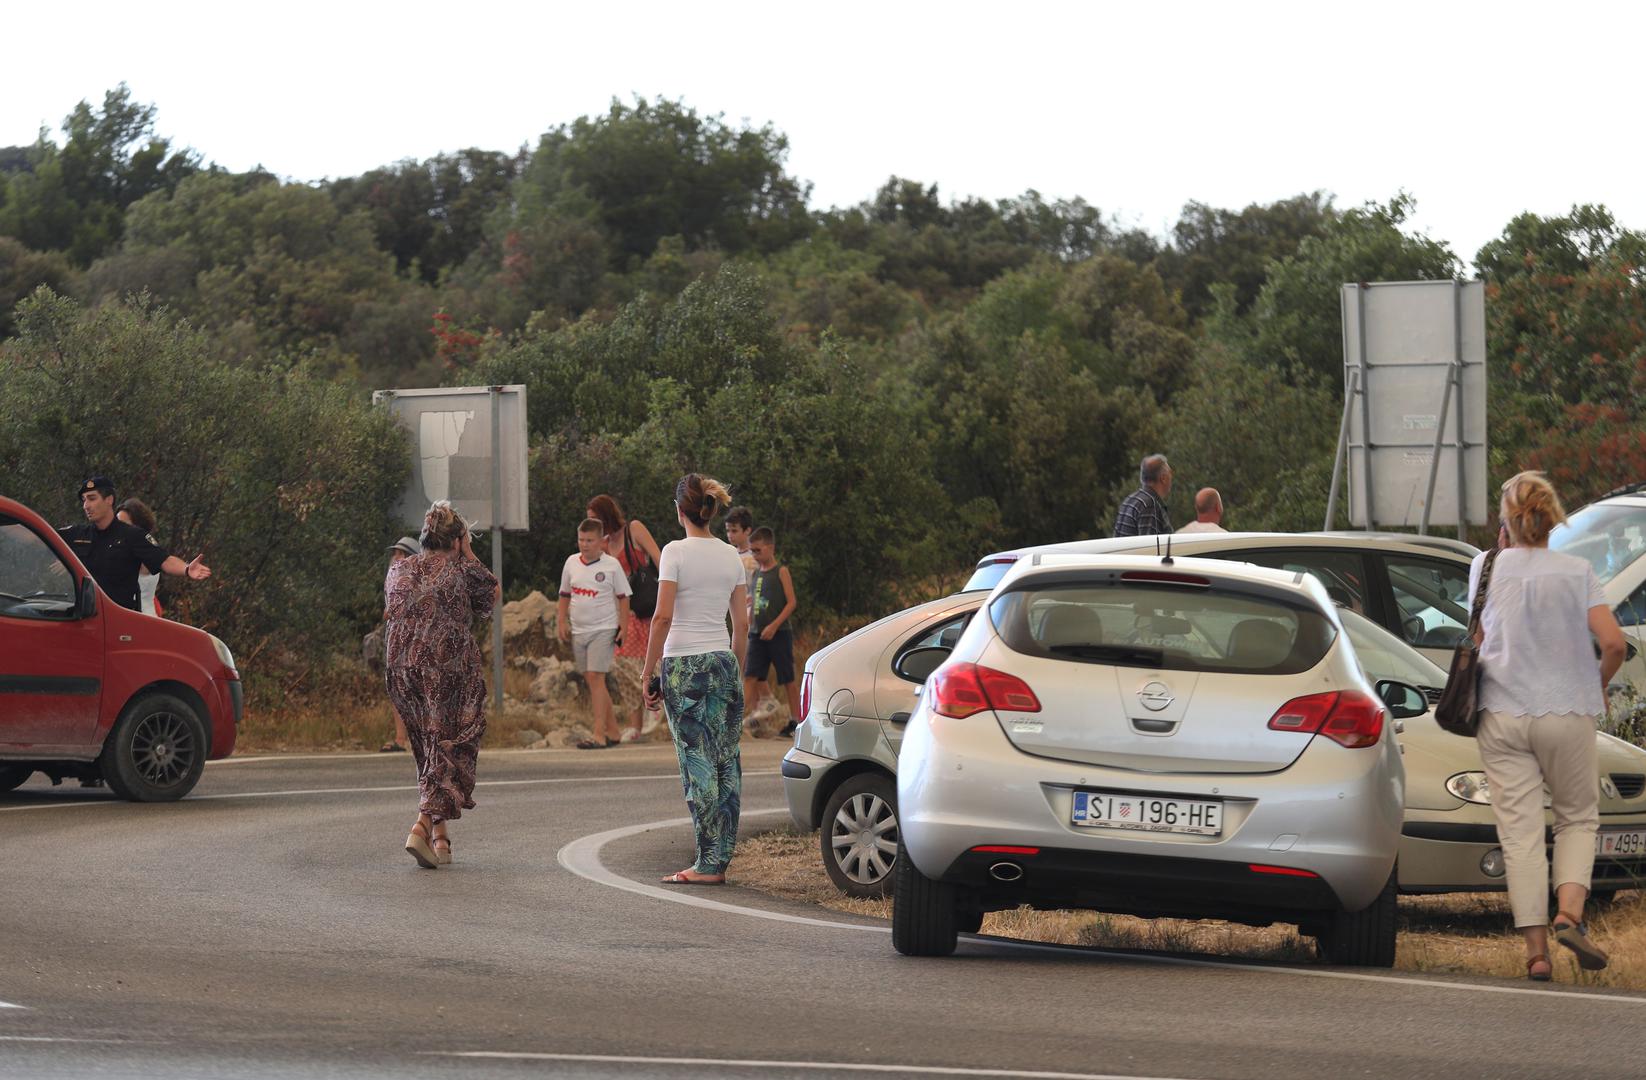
[892, 554, 1413, 964]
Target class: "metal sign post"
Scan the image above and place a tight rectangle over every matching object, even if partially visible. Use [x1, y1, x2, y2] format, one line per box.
[490, 386, 504, 718]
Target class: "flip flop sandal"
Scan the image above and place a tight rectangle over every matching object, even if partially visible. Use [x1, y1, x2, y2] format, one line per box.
[1552, 912, 1609, 970]
[1526, 954, 1552, 982]
[660, 872, 725, 886]
[379, 741, 407, 753]
[575, 739, 611, 750]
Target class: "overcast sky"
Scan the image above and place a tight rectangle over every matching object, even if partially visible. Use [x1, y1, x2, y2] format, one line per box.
[5, 0, 1642, 265]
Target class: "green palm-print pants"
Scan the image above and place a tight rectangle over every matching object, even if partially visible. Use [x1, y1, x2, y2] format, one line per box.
[661, 650, 745, 874]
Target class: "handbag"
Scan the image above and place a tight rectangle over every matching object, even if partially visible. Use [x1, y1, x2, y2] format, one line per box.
[1433, 548, 1500, 737]
[622, 522, 660, 619]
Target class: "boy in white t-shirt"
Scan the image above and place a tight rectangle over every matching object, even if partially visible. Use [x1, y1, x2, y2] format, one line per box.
[558, 519, 633, 748]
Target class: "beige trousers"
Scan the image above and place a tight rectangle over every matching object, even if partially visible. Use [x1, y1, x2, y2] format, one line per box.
[1476, 710, 1600, 928]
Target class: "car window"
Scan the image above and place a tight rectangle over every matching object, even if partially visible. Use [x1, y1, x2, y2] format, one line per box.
[1215, 548, 1371, 615]
[990, 580, 1335, 676]
[1551, 503, 1646, 586]
[892, 611, 974, 682]
[1618, 581, 1646, 628]
[0, 517, 79, 620]
[1338, 607, 1446, 690]
[1384, 555, 1470, 648]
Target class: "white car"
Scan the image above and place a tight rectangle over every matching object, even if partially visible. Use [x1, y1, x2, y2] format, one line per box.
[891, 554, 1415, 964]
[1551, 484, 1646, 692]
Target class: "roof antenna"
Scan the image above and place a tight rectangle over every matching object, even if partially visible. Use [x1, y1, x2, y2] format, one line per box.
[1162, 531, 1174, 566]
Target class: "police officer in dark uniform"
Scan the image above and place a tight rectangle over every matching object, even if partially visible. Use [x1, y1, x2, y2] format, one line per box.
[58, 476, 211, 612]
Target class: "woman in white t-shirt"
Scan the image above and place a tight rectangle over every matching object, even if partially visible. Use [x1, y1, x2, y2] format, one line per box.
[1469, 471, 1628, 980]
[641, 473, 750, 885]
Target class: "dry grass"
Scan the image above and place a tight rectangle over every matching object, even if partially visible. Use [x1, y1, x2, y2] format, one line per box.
[234, 664, 608, 754]
[732, 827, 1646, 987]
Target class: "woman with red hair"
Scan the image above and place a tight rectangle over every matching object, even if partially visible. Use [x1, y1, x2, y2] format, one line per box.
[587, 494, 662, 741]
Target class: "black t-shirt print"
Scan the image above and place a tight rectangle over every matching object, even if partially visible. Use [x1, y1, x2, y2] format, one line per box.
[57, 520, 169, 612]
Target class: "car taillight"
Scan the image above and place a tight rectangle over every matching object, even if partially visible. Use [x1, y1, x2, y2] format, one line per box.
[1268, 690, 1384, 749]
[799, 672, 813, 723]
[928, 662, 1041, 719]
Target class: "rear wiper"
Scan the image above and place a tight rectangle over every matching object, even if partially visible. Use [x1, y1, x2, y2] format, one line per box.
[1047, 643, 1165, 665]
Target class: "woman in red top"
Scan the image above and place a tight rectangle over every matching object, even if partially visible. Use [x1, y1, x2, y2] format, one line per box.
[587, 494, 662, 742]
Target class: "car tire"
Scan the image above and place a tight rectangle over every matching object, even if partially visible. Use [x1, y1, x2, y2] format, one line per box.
[821, 772, 900, 898]
[892, 840, 959, 956]
[99, 693, 208, 802]
[1315, 869, 1397, 967]
[0, 764, 31, 793]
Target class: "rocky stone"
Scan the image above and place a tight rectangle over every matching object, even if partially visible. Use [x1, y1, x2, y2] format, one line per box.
[499, 591, 557, 658]
[543, 729, 578, 749]
[528, 657, 582, 705]
[515, 729, 543, 746]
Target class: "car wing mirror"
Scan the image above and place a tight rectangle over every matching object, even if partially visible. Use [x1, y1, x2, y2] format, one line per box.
[77, 576, 98, 619]
[895, 646, 951, 683]
[1375, 679, 1427, 720]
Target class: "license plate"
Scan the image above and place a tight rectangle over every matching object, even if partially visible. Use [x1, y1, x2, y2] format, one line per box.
[1596, 828, 1646, 857]
[1072, 791, 1222, 836]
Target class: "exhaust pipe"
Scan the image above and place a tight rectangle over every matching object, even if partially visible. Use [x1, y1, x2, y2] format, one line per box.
[988, 861, 1023, 882]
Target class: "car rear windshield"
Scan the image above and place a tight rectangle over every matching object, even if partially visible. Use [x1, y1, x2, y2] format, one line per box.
[989, 579, 1336, 675]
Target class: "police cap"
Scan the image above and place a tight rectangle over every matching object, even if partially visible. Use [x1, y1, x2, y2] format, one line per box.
[80, 476, 115, 497]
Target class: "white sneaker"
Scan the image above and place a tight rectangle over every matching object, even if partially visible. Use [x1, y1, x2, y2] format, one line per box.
[619, 728, 640, 743]
[640, 711, 664, 736]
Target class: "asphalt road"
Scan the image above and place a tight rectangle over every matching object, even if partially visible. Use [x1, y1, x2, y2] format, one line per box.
[4, 740, 1644, 1080]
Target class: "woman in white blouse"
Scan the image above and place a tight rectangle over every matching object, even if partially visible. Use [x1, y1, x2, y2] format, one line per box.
[1469, 472, 1628, 979]
[116, 498, 162, 617]
[641, 474, 749, 885]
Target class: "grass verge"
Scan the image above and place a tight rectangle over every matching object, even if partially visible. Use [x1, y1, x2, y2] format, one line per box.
[733, 826, 1646, 988]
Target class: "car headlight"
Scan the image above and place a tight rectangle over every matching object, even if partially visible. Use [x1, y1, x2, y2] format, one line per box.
[210, 634, 237, 674]
[1444, 771, 1551, 807]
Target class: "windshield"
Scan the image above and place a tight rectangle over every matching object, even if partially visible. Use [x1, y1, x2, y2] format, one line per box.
[1338, 607, 1446, 689]
[964, 557, 1019, 593]
[989, 580, 1336, 675]
[1551, 503, 1646, 585]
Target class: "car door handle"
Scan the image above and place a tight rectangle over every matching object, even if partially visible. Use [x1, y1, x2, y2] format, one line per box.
[889, 712, 911, 725]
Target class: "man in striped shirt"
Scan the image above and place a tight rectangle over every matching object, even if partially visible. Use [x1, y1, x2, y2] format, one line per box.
[1112, 454, 1174, 537]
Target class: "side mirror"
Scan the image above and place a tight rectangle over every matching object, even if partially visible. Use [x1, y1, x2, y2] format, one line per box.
[77, 577, 98, 619]
[895, 646, 951, 683]
[1375, 679, 1428, 720]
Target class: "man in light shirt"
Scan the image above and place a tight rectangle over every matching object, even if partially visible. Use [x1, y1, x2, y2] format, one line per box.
[1176, 488, 1227, 534]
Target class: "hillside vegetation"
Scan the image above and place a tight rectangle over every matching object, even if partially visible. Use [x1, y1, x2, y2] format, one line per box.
[3, 86, 1644, 683]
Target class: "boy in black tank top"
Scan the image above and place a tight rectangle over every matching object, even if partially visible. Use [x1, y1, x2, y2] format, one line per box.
[745, 527, 801, 737]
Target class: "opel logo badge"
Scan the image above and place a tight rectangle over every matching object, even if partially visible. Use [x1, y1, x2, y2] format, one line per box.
[1137, 681, 1174, 712]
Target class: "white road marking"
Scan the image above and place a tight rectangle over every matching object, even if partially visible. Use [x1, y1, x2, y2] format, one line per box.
[432, 1051, 1205, 1079]
[559, 810, 1646, 1006]
[0, 1036, 127, 1043]
[0, 1000, 25, 1009]
[207, 745, 689, 765]
[0, 771, 779, 813]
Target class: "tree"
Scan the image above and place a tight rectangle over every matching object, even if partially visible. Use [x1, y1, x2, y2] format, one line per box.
[0, 289, 408, 657]
[1155, 192, 1337, 321]
[0, 85, 198, 264]
[1239, 195, 1458, 381]
[326, 149, 523, 284]
[517, 97, 812, 269]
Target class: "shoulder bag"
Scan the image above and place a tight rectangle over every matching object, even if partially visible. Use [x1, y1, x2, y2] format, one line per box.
[623, 522, 659, 619]
[1433, 548, 1499, 738]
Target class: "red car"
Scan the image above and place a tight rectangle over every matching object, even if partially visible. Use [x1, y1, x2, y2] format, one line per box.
[0, 495, 239, 800]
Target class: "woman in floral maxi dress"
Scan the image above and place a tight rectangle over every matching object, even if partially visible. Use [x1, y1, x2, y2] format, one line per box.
[384, 502, 500, 869]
